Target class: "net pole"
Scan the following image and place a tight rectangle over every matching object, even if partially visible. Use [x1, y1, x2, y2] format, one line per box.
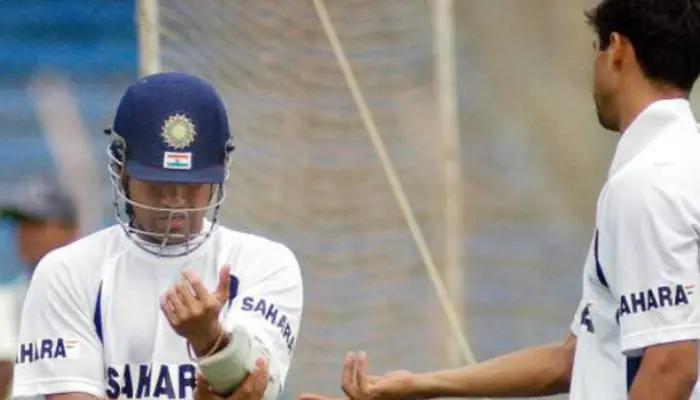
[137, 0, 161, 76]
[313, 0, 479, 368]
[433, 0, 465, 368]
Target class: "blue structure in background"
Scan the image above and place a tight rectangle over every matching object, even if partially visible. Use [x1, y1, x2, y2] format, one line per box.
[0, 0, 136, 175]
[0, 219, 24, 285]
[0, 0, 137, 281]
[0, 0, 136, 80]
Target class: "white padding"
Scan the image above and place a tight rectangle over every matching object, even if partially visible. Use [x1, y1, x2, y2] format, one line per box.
[197, 324, 254, 395]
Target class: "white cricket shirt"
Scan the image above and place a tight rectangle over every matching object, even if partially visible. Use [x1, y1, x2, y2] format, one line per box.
[12, 222, 303, 400]
[569, 99, 700, 399]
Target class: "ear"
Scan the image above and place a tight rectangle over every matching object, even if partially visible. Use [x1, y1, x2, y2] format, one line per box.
[607, 32, 632, 68]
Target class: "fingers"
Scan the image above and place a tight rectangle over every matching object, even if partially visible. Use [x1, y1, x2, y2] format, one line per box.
[161, 268, 231, 342]
[252, 359, 269, 394]
[179, 269, 224, 311]
[215, 265, 232, 304]
[183, 268, 210, 299]
[299, 353, 375, 400]
[165, 284, 190, 320]
[196, 373, 213, 391]
[176, 277, 198, 307]
[160, 292, 178, 323]
[194, 373, 218, 400]
[161, 271, 199, 324]
[355, 352, 369, 394]
[341, 352, 359, 399]
[220, 264, 232, 278]
[166, 267, 230, 313]
[231, 358, 268, 400]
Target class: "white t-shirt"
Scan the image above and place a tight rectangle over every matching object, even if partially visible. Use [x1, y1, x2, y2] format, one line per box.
[12, 222, 303, 400]
[569, 99, 700, 399]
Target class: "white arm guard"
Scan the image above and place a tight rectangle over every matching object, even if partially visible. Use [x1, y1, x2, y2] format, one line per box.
[197, 324, 253, 395]
[197, 324, 277, 397]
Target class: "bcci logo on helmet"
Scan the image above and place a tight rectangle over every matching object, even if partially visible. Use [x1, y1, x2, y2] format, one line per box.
[161, 114, 196, 149]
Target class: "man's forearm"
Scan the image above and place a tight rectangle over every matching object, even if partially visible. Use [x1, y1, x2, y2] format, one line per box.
[629, 377, 695, 400]
[409, 336, 575, 398]
[629, 366, 696, 400]
[0, 361, 13, 400]
[629, 352, 697, 399]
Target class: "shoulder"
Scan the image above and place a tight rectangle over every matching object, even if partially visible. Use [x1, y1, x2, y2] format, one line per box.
[603, 158, 700, 233]
[640, 123, 700, 181]
[216, 225, 300, 278]
[39, 224, 124, 271]
[611, 130, 700, 201]
[30, 225, 124, 299]
[217, 225, 297, 261]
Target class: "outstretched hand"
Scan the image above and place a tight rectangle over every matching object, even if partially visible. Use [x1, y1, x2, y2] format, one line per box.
[160, 265, 231, 356]
[298, 352, 416, 400]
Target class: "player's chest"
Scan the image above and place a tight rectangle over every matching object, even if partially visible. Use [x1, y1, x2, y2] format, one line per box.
[99, 275, 198, 399]
[591, 178, 633, 294]
[98, 261, 223, 364]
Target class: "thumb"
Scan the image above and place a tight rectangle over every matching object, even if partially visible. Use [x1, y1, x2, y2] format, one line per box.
[215, 264, 231, 303]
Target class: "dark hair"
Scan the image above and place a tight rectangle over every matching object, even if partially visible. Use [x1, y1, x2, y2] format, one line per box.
[586, 0, 700, 91]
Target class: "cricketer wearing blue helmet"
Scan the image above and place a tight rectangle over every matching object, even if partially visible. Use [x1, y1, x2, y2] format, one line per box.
[12, 72, 303, 400]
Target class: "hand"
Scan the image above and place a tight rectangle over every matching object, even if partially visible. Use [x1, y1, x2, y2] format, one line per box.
[160, 265, 231, 356]
[194, 358, 269, 400]
[298, 352, 416, 400]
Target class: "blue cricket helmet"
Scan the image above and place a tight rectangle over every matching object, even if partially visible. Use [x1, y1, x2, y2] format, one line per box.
[110, 72, 234, 183]
[106, 72, 234, 257]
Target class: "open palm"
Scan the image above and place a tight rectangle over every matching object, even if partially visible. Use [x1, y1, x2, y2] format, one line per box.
[299, 352, 416, 400]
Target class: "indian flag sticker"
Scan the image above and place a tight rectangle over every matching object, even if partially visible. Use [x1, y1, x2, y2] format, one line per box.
[163, 151, 192, 170]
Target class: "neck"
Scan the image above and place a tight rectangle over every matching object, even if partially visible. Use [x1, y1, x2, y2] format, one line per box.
[616, 83, 688, 133]
[130, 225, 212, 257]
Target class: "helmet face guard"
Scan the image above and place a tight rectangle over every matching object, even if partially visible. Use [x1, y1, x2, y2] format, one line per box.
[107, 130, 231, 258]
[106, 72, 235, 258]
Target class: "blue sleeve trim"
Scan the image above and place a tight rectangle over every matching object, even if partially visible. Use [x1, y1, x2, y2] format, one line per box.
[594, 230, 610, 289]
[93, 281, 103, 344]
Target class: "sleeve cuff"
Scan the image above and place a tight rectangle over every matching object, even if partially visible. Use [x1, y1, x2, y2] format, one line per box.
[569, 319, 580, 337]
[622, 324, 700, 355]
[12, 377, 104, 398]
